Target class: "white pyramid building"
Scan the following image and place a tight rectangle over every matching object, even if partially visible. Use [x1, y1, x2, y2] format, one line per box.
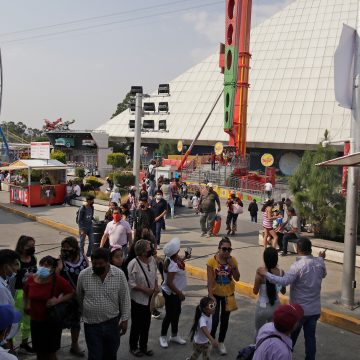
[98, 0, 357, 152]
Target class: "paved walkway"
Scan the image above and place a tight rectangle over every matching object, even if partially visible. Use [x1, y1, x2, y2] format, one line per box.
[0, 191, 359, 331]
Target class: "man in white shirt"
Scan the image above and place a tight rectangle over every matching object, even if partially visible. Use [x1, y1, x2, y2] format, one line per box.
[100, 208, 132, 258]
[73, 183, 81, 197]
[264, 182, 273, 199]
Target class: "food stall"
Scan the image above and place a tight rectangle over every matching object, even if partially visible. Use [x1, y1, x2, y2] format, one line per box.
[0, 159, 67, 207]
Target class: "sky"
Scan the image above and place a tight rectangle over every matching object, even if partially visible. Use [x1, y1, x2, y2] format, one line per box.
[0, 0, 294, 130]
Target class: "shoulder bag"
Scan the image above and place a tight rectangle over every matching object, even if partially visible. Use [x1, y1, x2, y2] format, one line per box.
[47, 272, 79, 328]
[135, 258, 164, 312]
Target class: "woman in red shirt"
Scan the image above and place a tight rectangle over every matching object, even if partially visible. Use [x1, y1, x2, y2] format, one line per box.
[24, 256, 74, 360]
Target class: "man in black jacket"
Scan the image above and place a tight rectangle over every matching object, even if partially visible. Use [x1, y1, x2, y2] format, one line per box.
[248, 199, 258, 222]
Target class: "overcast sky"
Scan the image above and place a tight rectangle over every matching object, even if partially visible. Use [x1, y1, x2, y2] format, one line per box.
[0, 0, 293, 130]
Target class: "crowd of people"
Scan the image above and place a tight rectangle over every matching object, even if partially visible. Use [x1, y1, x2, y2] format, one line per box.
[0, 232, 327, 360]
[0, 170, 329, 360]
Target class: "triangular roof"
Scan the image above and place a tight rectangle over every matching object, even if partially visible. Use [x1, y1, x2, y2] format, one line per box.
[97, 0, 357, 150]
[0, 159, 67, 170]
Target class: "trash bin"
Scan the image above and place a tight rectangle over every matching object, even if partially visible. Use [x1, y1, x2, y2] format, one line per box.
[93, 221, 107, 249]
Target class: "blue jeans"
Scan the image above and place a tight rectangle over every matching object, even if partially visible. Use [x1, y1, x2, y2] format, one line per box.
[291, 314, 320, 360]
[84, 317, 120, 360]
[79, 225, 94, 257]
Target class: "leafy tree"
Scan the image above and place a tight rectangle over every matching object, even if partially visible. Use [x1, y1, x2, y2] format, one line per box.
[289, 142, 345, 239]
[107, 152, 127, 170]
[155, 141, 178, 158]
[111, 92, 132, 119]
[50, 150, 66, 163]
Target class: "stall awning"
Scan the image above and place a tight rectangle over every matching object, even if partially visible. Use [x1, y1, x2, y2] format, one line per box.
[316, 152, 360, 167]
[0, 159, 67, 171]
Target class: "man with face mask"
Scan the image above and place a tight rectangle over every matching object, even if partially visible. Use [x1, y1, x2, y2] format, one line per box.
[77, 195, 95, 257]
[134, 197, 155, 233]
[77, 248, 130, 360]
[100, 209, 132, 258]
[0, 305, 22, 360]
[0, 250, 20, 346]
[150, 190, 167, 249]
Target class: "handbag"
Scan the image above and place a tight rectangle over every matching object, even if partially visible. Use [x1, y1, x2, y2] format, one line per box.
[233, 203, 244, 214]
[135, 258, 162, 312]
[47, 271, 80, 328]
[225, 293, 238, 312]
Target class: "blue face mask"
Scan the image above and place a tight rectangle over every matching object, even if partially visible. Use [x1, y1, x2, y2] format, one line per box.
[36, 267, 51, 278]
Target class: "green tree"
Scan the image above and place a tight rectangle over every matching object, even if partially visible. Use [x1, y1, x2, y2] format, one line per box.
[111, 92, 132, 119]
[289, 143, 345, 239]
[107, 152, 127, 170]
[50, 150, 66, 163]
[155, 141, 178, 158]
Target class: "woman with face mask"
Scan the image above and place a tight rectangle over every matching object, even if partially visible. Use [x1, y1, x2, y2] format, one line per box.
[127, 240, 159, 357]
[14, 235, 37, 354]
[58, 237, 88, 357]
[23, 256, 74, 360]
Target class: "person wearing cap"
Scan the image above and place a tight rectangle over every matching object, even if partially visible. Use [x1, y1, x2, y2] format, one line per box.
[199, 183, 221, 238]
[225, 191, 243, 235]
[253, 304, 304, 360]
[100, 208, 132, 258]
[159, 238, 187, 349]
[258, 237, 326, 360]
[0, 304, 22, 360]
[77, 195, 95, 257]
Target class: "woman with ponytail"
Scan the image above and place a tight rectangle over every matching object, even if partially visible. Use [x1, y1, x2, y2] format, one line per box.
[187, 296, 217, 360]
[253, 247, 286, 336]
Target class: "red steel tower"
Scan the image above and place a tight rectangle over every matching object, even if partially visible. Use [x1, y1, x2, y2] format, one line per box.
[220, 0, 252, 158]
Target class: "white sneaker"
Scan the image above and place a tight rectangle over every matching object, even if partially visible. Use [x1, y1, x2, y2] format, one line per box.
[218, 342, 227, 355]
[159, 336, 168, 348]
[170, 335, 186, 345]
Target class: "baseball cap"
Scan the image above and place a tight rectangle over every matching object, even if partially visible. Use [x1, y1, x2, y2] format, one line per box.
[273, 304, 304, 333]
[0, 304, 21, 331]
[207, 183, 213, 188]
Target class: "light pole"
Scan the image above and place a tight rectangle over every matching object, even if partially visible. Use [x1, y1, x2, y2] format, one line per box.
[340, 5, 360, 307]
[323, 137, 359, 308]
[132, 93, 143, 191]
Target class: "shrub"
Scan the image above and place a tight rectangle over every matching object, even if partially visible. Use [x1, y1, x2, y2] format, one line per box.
[107, 152, 127, 169]
[110, 171, 135, 189]
[85, 176, 103, 190]
[75, 168, 85, 178]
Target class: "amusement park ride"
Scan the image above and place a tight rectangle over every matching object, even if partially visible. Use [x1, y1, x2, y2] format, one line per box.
[178, 1, 264, 177]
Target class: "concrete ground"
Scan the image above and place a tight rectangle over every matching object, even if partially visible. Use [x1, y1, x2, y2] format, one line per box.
[1, 208, 359, 360]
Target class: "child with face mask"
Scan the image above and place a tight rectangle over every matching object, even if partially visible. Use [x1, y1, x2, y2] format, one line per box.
[0, 305, 22, 360]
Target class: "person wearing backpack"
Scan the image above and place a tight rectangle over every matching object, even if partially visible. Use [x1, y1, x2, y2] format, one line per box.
[252, 304, 304, 360]
[77, 195, 95, 257]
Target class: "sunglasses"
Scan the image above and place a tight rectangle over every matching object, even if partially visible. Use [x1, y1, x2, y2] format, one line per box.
[221, 247, 232, 253]
[208, 303, 216, 309]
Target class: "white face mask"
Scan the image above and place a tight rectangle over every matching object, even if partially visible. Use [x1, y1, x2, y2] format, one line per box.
[156, 195, 162, 200]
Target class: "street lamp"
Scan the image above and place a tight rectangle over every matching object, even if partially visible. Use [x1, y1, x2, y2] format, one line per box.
[323, 137, 358, 309]
[131, 86, 171, 190]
